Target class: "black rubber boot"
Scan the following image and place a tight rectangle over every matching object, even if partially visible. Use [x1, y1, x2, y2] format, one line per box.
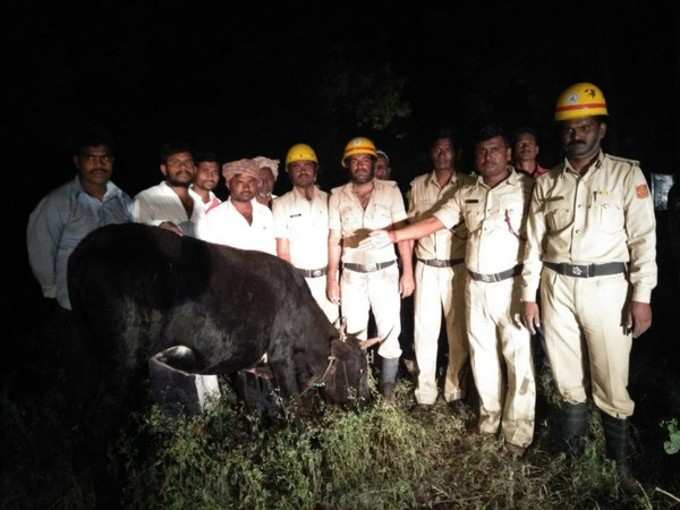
[381, 357, 399, 402]
[562, 402, 589, 456]
[601, 412, 637, 492]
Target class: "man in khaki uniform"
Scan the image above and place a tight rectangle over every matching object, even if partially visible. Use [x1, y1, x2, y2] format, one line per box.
[521, 83, 656, 486]
[327, 136, 414, 400]
[364, 126, 535, 454]
[408, 130, 473, 407]
[273, 144, 338, 322]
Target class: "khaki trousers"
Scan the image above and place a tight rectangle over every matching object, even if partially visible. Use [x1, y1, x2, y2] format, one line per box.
[540, 270, 634, 418]
[413, 262, 468, 404]
[305, 275, 339, 323]
[466, 276, 535, 448]
[341, 263, 402, 359]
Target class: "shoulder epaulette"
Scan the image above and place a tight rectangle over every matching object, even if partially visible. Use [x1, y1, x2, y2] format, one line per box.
[606, 154, 640, 167]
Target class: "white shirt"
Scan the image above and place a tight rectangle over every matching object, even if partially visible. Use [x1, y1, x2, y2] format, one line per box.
[195, 198, 276, 255]
[273, 187, 330, 270]
[190, 186, 222, 214]
[131, 181, 203, 236]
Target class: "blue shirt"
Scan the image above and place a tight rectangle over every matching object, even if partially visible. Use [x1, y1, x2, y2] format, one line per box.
[27, 176, 133, 309]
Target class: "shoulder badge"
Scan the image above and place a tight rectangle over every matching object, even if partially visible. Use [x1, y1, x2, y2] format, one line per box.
[635, 184, 650, 199]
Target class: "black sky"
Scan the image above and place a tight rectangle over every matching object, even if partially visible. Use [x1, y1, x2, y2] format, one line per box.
[7, 2, 679, 288]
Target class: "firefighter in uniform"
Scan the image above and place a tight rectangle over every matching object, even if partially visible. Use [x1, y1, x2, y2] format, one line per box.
[273, 144, 338, 322]
[520, 82, 657, 487]
[364, 126, 536, 454]
[408, 132, 474, 406]
[327, 137, 414, 400]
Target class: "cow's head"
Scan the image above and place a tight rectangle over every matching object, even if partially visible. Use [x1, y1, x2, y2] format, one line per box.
[319, 319, 383, 405]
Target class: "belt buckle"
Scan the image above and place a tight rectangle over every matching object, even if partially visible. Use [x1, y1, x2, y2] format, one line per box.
[571, 265, 583, 277]
[365, 263, 377, 272]
[311, 269, 322, 277]
[482, 274, 492, 282]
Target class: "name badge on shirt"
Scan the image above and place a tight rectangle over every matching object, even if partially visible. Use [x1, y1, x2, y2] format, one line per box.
[545, 196, 564, 202]
[465, 199, 479, 203]
[289, 213, 302, 218]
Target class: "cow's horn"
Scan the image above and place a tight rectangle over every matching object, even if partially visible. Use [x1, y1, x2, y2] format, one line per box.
[359, 327, 394, 350]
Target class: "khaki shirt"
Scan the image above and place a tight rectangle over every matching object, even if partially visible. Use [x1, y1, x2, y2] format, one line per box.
[521, 152, 657, 303]
[272, 186, 330, 270]
[408, 170, 473, 261]
[434, 168, 532, 274]
[329, 179, 407, 265]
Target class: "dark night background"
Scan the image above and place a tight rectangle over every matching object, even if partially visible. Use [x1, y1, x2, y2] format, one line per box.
[4, 0, 680, 483]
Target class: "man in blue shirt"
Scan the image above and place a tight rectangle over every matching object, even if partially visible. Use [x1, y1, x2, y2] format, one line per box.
[27, 130, 132, 310]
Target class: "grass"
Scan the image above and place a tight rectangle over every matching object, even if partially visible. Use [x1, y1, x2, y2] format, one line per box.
[2, 371, 679, 509]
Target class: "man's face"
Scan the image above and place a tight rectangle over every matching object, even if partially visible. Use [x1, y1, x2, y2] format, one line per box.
[258, 167, 276, 195]
[514, 133, 539, 163]
[348, 154, 375, 184]
[161, 151, 195, 187]
[475, 136, 511, 180]
[288, 160, 317, 188]
[228, 173, 259, 203]
[375, 156, 390, 180]
[194, 161, 220, 192]
[561, 117, 606, 161]
[75, 144, 114, 187]
[431, 138, 454, 171]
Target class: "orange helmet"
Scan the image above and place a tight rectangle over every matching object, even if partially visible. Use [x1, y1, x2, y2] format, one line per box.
[341, 137, 377, 167]
[555, 82, 608, 121]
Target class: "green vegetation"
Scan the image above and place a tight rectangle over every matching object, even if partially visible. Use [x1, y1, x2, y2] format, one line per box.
[662, 419, 680, 455]
[3, 378, 679, 509]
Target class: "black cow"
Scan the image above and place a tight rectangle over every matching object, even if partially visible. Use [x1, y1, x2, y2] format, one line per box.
[67, 223, 376, 507]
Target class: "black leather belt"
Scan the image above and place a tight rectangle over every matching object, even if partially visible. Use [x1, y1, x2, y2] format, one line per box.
[545, 261, 625, 278]
[296, 267, 328, 278]
[417, 258, 464, 268]
[343, 260, 396, 273]
[468, 264, 523, 283]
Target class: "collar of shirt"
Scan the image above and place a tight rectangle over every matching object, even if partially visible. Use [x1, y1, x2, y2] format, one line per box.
[292, 185, 321, 203]
[189, 185, 217, 204]
[473, 166, 522, 190]
[561, 150, 605, 179]
[424, 170, 458, 190]
[71, 175, 124, 203]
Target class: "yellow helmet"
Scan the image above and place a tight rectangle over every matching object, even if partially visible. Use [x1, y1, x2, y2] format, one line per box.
[285, 143, 318, 167]
[341, 137, 377, 167]
[555, 82, 608, 121]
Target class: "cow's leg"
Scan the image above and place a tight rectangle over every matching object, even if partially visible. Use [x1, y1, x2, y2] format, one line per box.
[268, 340, 300, 398]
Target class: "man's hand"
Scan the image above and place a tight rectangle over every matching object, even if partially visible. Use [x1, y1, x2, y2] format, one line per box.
[399, 272, 415, 298]
[159, 221, 184, 236]
[327, 278, 341, 305]
[626, 301, 652, 338]
[521, 301, 541, 335]
[359, 230, 394, 250]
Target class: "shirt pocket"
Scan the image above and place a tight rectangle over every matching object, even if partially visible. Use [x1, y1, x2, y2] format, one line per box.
[463, 203, 484, 233]
[591, 190, 624, 234]
[543, 196, 572, 232]
[501, 196, 525, 237]
[369, 203, 393, 229]
[340, 206, 360, 232]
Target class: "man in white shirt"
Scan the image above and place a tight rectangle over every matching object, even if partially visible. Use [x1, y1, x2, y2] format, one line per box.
[196, 158, 275, 255]
[191, 152, 222, 214]
[273, 144, 338, 322]
[131, 143, 202, 236]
